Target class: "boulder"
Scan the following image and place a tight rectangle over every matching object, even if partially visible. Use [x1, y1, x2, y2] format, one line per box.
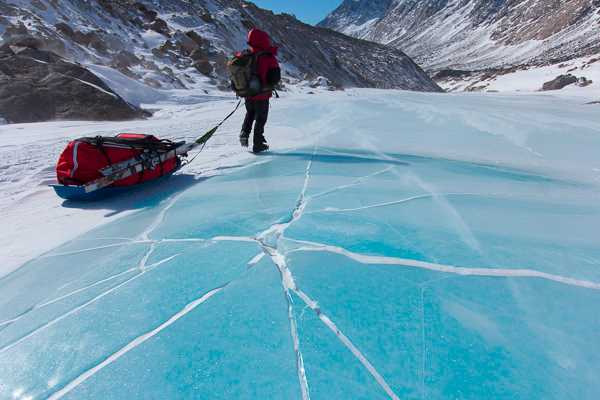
[55, 22, 75, 39]
[73, 30, 107, 53]
[0, 46, 148, 123]
[185, 31, 209, 48]
[113, 50, 141, 68]
[173, 32, 199, 56]
[194, 59, 213, 76]
[3, 24, 67, 57]
[576, 77, 593, 87]
[542, 74, 577, 91]
[433, 69, 472, 80]
[200, 13, 213, 23]
[149, 18, 170, 36]
[189, 48, 205, 61]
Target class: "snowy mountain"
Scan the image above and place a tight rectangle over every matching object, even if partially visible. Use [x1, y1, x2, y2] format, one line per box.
[0, 0, 441, 95]
[319, 0, 600, 71]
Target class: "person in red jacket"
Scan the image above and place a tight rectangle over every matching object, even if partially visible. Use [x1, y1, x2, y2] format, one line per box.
[239, 29, 280, 153]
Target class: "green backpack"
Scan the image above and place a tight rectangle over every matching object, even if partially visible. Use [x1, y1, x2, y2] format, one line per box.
[228, 50, 265, 98]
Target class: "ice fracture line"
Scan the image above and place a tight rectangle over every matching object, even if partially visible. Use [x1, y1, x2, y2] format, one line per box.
[47, 285, 226, 400]
[289, 239, 600, 291]
[0, 254, 180, 354]
[256, 150, 400, 400]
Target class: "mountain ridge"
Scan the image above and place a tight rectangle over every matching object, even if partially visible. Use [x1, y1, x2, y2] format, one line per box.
[319, 0, 600, 71]
[0, 0, 441, 93]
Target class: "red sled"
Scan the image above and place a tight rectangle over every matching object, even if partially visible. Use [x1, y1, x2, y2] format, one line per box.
[53, 133, 185, 200]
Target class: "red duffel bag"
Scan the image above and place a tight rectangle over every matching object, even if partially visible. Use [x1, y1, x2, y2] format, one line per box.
[56, 133, 180, 187]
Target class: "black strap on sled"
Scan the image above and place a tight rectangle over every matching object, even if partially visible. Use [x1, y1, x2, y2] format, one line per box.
[93, 136, 113, 166]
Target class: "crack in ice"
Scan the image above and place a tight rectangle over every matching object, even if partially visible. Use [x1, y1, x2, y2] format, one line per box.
[47, 285, 226, 400]
[288, 239, 600, 291]
[254, 152, 315, 400]
[0, 253, 181, 354]
[39, 241, 151, 258]
[140, 192, 187, 241]
[294, 288, 401, 400]
[309, 166, 395, 200]
[254, 151, 400, 400]
[310, 192, 487, 213]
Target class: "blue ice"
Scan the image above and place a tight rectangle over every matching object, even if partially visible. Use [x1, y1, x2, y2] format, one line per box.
[2, 92, 600, 399]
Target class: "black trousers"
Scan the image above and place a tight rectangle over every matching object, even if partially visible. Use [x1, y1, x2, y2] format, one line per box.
[241, 99, 269, 145]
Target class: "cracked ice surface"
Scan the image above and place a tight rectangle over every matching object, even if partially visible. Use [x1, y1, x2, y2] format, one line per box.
[2, 92, 600, 399]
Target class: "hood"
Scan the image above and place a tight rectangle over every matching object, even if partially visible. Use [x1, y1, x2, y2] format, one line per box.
[247, 29, 278, 54]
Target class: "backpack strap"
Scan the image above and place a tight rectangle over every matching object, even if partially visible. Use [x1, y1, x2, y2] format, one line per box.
[250, 51, 268, 75]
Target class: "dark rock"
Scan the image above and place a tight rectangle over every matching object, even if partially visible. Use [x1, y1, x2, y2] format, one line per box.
[200, 13, 213, 23]
[135, 3, 158, 21]
[113, 50, 141, 68]
[130, 17, 144, 28]
[189, 49, 205, 61]
[0, 46, 148, 123]
[31, 0, 47, 10]
[54, 22, 75, 39]
[542, 74, 578, 91]
[576, 77, 593, 87]
[144, 78, 162, 88]
[240, 19, 254, 31]
[3, 24, 67, 57]
[4, 22, 28, 36]
[433, 69, 472, 80]
[194, 59, 213, 76]
[73, 30, 107, 53]
[465, 84, 488, 92]
[173, 32, 199, 56]
[185, 31, 209, 48]
[149, 19, 170, 36]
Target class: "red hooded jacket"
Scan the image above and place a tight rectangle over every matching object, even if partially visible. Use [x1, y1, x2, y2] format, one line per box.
[245, 29, 280, 101]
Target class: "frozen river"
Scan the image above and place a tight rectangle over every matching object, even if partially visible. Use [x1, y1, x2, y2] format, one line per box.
[1, 90, 600, 399]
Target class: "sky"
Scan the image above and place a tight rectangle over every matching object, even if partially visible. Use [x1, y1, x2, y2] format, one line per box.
[250, 0, 343, 25]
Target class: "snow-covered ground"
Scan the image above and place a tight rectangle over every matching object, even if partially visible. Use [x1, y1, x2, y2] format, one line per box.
[441, 55, 600, 98]
[2, 88, 599, 278]
[1, 88, 600, 399]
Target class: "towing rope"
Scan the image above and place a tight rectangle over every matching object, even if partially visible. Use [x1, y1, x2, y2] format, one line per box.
[183, 99, 243, 168]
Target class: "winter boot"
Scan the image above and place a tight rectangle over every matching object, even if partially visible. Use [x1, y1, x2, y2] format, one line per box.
[252, 142, 269, 154]
[239, 132, 250, 147]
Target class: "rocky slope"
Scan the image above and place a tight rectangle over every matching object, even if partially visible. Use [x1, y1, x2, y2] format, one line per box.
[319, 0, 600, 72]
[0, 0, 441, 96]
[0, 45, 148, 123]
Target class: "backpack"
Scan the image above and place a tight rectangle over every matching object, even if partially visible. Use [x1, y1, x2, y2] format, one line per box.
[228, 50, 280, 98]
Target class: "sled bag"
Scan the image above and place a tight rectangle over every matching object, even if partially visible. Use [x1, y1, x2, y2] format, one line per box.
[56, 133, 179, 187]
